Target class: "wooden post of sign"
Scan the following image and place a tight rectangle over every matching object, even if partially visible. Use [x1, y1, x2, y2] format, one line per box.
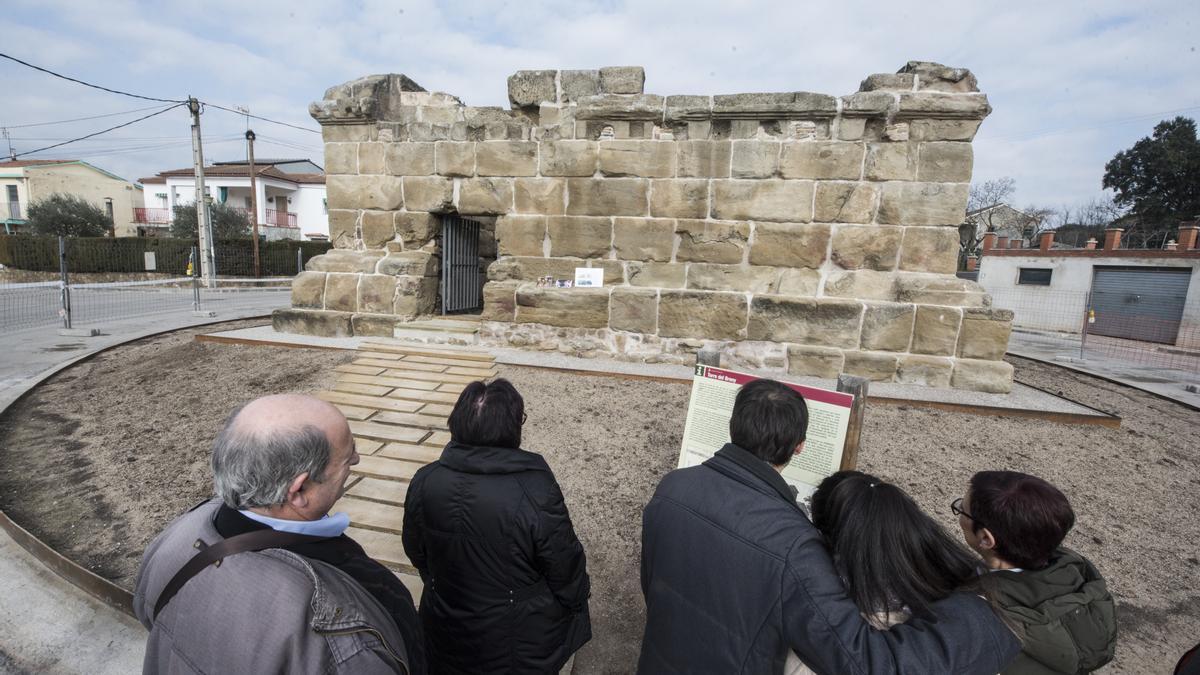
[836, 374, 868, 470]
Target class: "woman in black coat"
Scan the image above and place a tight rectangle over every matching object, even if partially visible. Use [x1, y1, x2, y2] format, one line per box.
[402, 378, 591, 674]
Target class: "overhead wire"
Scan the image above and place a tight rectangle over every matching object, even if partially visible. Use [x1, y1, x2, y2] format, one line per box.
[204, 102, 321, 134]
[0, 52, 186, 104]
[3, 105, 172, 129]
[1, 52, 322, 165]
[12, 104, 186, 158]
[980, 104, 1200, 142]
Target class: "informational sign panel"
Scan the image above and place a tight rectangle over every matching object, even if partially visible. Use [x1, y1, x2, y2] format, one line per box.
[678, 365, 855, 500]
[574, 267, 604, 288]
[144, 252, 157, 271]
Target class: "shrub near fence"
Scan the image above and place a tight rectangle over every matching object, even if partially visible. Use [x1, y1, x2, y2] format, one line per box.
[0, 235, 331, 276]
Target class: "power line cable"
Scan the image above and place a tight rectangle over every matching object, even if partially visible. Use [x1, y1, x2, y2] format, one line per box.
[204, 100, 321, 133]
[255, 135, 322, 153]
[0, 52, 185, 104]
[981, 105, 1200, 142]
[12, 104, 185, 159]
[3, 105, 171, 129]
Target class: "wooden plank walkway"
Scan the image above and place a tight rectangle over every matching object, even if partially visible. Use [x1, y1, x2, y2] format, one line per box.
[324, 340, 497, 599]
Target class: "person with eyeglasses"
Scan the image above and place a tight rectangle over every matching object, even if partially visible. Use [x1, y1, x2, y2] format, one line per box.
[402, 378, 591, 674]
[954, 471, 1117, 674]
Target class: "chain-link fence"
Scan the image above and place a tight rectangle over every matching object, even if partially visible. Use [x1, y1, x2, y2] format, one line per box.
[989, 287, 1200, 373]
[0, 235, 330, 335]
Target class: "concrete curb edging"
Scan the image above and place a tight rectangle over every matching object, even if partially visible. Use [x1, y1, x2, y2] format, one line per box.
[0, 314, 272, 618]
[1007, 349, 1200, 413]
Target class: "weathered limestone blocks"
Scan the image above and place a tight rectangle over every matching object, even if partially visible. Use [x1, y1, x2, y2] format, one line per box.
[285, 61, 1010, 392]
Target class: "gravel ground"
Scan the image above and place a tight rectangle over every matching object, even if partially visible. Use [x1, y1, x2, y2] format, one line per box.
[0, 330, 1194, 673]
[0, 320, 351, 587]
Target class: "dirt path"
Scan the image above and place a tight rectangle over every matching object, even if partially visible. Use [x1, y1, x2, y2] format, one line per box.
[0, 332, 1194, 673]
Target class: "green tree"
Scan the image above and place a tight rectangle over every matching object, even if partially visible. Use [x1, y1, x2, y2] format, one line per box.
[25, 193, 113, 237]
[170, 202, 251, 239]
[1103, 116, 1200, 229]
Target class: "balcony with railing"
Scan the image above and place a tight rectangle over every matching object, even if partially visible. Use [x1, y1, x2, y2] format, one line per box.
[264, 209, 298, 228]
[132, 206, 297, 229]
[133, 207, 173, 224]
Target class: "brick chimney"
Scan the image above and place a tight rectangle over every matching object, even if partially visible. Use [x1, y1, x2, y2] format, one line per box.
[996, 235, 1009, 250]
[966, 256, 978, 271]
[1039, 231, 1055, 251]
[1103, 228, 1123, 251]
[1085, 238, 1098, 250]
[981, 232, 997, 252]
[1179, 222, 1199, 251]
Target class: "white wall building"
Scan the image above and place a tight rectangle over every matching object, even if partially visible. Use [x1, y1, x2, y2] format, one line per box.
[137, 158, 328, 240]
[977, 228, 1200, 349]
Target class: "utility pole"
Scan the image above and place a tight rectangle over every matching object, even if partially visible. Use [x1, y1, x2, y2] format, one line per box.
[2, 128, 14, 160]
[246, 128, 261, 277]
[188, 97, 215, 286]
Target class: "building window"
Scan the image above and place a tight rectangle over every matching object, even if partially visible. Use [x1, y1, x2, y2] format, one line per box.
[1018, 268, 1053, 286]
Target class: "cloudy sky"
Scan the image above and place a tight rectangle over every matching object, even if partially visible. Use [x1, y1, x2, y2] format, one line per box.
[3, 0, 1197, 211]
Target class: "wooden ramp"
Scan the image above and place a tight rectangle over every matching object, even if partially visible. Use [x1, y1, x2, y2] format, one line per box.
[325, 339, 498, 601]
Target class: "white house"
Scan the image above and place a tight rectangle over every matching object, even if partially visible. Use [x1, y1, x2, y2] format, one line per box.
[977, 226, 1200, 349]
[137, 158, 328, 240]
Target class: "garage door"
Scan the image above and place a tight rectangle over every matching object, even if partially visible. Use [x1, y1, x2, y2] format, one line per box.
[1089, 266, 1192, 344]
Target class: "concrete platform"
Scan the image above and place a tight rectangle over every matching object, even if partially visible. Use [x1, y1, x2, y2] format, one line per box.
[201, 325, 1116, 426]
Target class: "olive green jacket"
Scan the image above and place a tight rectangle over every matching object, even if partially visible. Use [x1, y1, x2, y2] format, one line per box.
[993, 547, 1117, 674]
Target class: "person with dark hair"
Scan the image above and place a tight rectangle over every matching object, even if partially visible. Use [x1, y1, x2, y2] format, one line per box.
[956, 470, 1117, 674]
[402, 378, 591, 673]
[639, 378, 1020, 674]
[786, 470, 996, 674]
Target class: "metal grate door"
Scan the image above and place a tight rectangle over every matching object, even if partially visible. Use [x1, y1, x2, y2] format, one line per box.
[441, 214, 482, 314]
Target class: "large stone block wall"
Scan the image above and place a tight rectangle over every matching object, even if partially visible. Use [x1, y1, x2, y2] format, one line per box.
[276, 63, 1016, 392]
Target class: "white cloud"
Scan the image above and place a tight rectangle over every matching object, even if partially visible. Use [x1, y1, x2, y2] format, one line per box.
[2, 0, 1197, 209]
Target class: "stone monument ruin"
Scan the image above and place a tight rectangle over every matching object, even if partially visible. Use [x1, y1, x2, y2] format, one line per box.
[275, 62, 1015, 393]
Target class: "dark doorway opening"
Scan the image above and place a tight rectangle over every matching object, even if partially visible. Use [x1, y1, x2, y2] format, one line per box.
[440, 214, 484, 314]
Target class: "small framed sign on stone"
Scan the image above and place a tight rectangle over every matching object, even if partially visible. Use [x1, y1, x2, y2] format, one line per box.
[574, 268, 604, 288]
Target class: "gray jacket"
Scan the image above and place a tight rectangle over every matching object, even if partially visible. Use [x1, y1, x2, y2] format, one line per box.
[134, 499, 409, 674]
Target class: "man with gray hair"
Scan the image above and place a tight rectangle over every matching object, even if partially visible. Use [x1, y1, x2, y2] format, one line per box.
[134, 394, 423, 674]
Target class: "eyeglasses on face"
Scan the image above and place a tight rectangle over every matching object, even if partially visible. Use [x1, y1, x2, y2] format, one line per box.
[951, 497, 983, 528]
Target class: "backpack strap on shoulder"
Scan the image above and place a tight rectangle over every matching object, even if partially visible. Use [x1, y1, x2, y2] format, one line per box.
[153, 529, 329, 620]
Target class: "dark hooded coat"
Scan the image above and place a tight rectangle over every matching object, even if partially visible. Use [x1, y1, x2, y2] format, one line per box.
[402, 441, 591, 674]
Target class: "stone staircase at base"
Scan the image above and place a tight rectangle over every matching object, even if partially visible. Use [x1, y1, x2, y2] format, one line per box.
[392, 316, 482, 346]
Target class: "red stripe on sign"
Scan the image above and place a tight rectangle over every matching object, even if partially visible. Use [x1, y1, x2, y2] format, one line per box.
[701, 366, 854, 408]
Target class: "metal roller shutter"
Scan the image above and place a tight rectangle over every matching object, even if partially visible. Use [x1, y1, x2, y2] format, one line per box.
[1089, 266, 1191, 344]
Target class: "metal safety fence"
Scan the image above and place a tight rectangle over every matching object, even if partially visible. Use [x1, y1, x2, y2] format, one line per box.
[0, 236, 316, 335]
[988, 287, 1200, 374]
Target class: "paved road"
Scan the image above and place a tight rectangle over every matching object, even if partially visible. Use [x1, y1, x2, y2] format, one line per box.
[1, 280, 289, 335]
[1008, 329, 1200, 409]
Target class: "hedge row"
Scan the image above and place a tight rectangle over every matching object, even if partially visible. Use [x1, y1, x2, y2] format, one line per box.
[0, 235, 332, 276]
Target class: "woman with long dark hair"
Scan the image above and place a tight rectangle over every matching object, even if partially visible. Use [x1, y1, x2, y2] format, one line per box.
[402, 379, 591, 674]
[786, 470, 991, 674]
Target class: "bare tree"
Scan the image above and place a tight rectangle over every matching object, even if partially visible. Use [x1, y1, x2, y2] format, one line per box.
[966, 177, 1017, 230]
[960, 177, 1018, 267]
